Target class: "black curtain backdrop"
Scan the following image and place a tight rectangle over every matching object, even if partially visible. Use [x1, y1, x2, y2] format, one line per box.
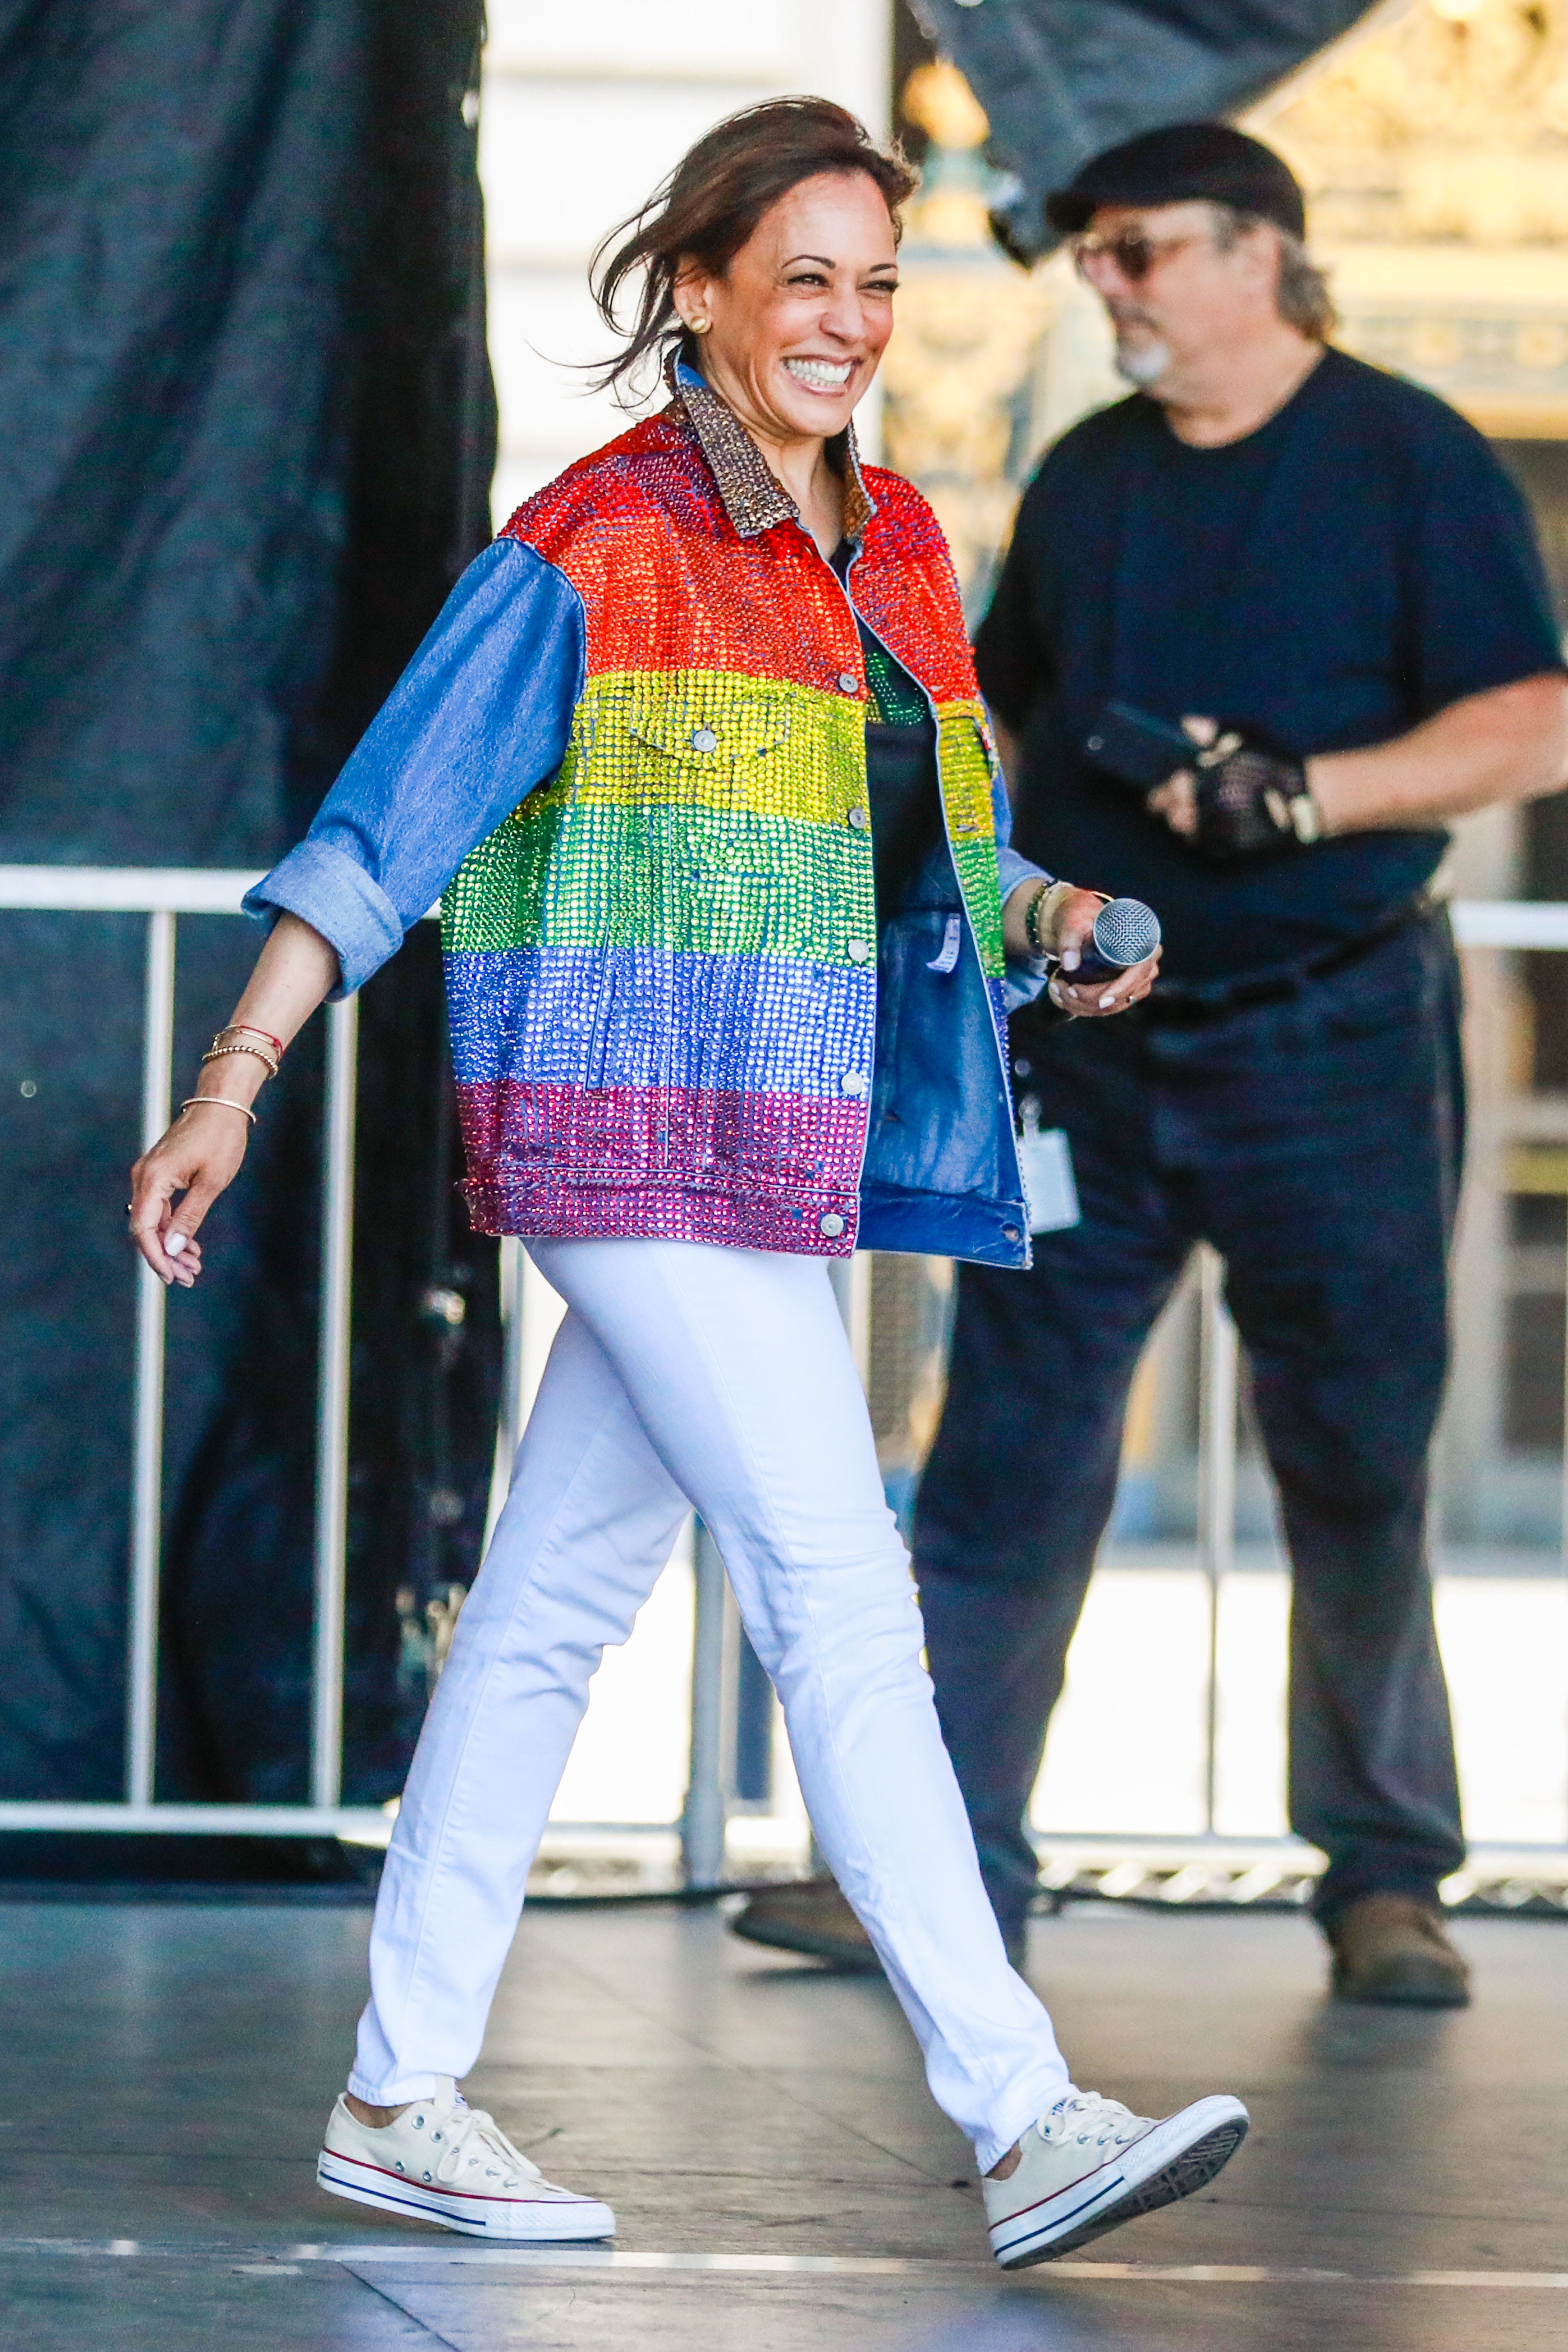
[0, 0, 498, 1806]
[910, 0, 1380, 260]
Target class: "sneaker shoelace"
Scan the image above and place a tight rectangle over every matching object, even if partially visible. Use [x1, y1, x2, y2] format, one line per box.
[426, 2100, 544, 2188]
[1040, 2090, 1149, 2153]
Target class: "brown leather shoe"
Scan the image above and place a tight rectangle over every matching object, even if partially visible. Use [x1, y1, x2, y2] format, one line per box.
[1327, 1893, 1471, 2008]
[728, 1878, 882, 1971]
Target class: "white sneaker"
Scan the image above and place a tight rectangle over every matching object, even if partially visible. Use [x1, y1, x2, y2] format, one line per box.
[983, 2087, 1248, 2269]
[317, 2078, 616, 2241]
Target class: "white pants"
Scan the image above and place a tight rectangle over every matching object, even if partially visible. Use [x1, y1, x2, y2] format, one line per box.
[351, 1239, 1070, 2170]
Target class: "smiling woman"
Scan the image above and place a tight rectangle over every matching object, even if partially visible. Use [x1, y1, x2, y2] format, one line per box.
[589, 101, 915, 397]
[587, 104, 915, 558]
[125, 96, 1202, 2270]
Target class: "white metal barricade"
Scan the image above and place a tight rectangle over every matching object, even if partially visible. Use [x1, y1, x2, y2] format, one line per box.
[1056, 893, 1568, 1876]
[0, 874, 1564, 1885]
[0, 869, 377, 1837]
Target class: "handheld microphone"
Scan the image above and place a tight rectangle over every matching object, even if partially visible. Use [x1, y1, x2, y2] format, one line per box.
[1064, 897, 1161, 987]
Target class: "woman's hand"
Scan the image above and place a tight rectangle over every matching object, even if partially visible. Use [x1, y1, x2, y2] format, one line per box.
[130, 1104, 251, 1287]
[126, 913, 341, 1287]
[1004, 880, 1161, 1019]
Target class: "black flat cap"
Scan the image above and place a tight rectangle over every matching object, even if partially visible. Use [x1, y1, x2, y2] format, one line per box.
[1046, 123, 1307, 241]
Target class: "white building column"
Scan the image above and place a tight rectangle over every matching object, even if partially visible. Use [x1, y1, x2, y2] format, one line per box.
[481, 2, 892, 520]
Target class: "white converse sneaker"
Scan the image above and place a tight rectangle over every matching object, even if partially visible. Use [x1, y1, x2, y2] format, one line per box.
[983, 2087, 1248, 2269]
[317, 2078, 615, 2241]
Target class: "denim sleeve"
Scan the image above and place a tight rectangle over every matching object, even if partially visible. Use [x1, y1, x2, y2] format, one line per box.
[244, 539, 585, 997]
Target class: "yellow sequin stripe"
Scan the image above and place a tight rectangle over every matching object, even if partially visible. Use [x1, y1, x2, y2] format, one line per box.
[565, 667, 869, 826]
[937, 700, 1006, 978]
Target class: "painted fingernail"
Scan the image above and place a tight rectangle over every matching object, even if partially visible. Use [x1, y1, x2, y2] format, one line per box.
[1060, 950, 1080, 972]
[167, 1233, 186, 1255]
[1099, 994, 1115, 1009]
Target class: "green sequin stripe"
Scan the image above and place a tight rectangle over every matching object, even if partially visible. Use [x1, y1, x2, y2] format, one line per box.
[863, 635, 930, 728]
[561, 668, 869, 827]
[937, 701, 1005, 978]
[443, 795, 876, 961]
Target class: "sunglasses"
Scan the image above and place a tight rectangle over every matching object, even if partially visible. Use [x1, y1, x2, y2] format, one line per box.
[1072, 229, 1206, 284]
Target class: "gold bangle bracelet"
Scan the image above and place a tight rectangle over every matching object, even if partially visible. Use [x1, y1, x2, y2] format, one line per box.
[179, 1096, 257, 1127]
[201, 1041, 279, 1080]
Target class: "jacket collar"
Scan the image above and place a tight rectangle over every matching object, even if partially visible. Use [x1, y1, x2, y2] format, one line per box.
[668, 354, 877, 544]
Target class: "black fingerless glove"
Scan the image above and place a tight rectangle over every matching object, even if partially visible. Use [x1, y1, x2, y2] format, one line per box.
[1190, 725, 1323, 864]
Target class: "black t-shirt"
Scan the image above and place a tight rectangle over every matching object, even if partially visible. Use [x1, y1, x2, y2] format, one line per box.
[832, 541, 943, 923]
[977, 348, 1563, 983]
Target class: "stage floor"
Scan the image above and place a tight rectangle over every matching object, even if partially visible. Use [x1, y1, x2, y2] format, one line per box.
[1, 1891, 1563, 2349]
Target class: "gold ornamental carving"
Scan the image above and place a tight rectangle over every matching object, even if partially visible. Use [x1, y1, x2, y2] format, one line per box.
[887, 64, 1056, 606]
[1260, 0, 1568, 245]
[1254, 0, 1568, 430]
[882, 276, 1054, 502]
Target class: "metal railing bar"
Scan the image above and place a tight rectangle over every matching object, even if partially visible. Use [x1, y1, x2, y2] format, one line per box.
[1028, 1828, 1568, 1862]
[310, 995, 359, 1809]
[0, 1802, 391, 1835]
[827, 1252, 872, 1386]
[0, 1805, 1557, 1872]
[0, 869, 264, 913]
[1450, 902, 1568, 949]
[0, 869, 443, 918]
[1196, 1246, 1239, 1838]
[681, 1521, 738, 1887]
[125, 910, 177, 1806]
[0, 871, 1553, 937]
[1560, 1143, 1568, 1845]
[483, 1236, 530, 1550]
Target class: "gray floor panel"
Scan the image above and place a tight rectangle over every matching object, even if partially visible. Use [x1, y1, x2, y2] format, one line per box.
[0, 1897, 1562, 2347]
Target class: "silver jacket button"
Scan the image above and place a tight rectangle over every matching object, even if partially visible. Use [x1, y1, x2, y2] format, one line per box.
[845, 939, 872, 964]
[840, 1069, 868, 1097]
[847, 806, 870, 831]
[818, 1212, 846, 1238]
[690, 725, 718, 753]
[837, 672, 859, 694]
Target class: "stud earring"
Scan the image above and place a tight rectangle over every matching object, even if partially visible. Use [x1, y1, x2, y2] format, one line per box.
[689, 316, 711, 334]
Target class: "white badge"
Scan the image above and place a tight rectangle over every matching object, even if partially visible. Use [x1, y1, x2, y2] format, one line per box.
[1017, 1104, 1080, 1235]
[927, 914, 962, 974]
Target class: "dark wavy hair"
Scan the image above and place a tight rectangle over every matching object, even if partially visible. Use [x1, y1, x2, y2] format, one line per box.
[588, 97, 917, 403]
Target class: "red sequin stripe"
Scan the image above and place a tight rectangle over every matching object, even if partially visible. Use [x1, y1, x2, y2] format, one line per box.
[851, 465, 979, 708]
[498, 411, 977, 705]
[462, 1170, 860, 1256]
[454, 1079, 864, 1192]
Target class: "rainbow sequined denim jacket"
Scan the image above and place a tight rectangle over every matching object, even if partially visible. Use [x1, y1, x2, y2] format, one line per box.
[248, 364, 1049, 1266]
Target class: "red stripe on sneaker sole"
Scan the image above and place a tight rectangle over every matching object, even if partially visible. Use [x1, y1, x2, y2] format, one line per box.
[990, 2164, 1128, 2259]
[316, 2159, 614, 2245]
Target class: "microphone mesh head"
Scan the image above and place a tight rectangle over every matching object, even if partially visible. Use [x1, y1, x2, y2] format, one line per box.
[1092, 897, 1162, 969]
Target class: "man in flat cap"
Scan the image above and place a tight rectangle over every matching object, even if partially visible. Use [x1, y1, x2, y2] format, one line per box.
[735, 124, 1567, 2003]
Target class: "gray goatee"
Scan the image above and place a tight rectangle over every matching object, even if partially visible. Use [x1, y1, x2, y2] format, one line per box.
[1114, 337, 1171, 388]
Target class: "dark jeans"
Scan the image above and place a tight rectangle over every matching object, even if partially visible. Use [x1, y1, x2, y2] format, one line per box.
[913, 907, 1468, 1940]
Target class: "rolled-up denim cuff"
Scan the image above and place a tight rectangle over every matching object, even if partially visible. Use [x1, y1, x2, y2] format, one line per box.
[997, 853, 1053, 1011]
[243, 839, 406, 999]
[996, 847, 1049, 907]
